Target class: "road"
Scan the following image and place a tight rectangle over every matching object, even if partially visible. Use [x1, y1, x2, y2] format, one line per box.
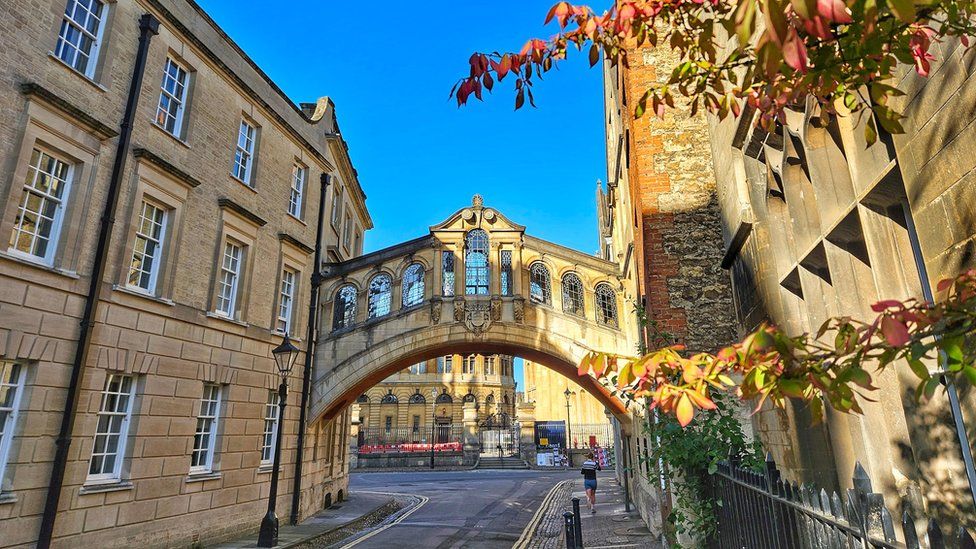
[342, 469, 576, 548]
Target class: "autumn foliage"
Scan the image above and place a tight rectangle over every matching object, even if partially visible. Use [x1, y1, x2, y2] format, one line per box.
[576, 271, 976, 426]
[452, 0, 976, 141]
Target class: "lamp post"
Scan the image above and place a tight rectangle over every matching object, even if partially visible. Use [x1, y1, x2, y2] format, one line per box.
[258, 334, 301, 548]
[429, 389, 439, 469]
[564, 388, 575, 463]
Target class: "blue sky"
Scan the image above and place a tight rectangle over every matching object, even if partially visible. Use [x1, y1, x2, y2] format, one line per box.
[196, 1, 611, 386]
[196, 0, 608, 255]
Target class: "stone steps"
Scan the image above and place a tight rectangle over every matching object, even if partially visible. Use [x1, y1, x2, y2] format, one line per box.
[476, 456, 530, 469]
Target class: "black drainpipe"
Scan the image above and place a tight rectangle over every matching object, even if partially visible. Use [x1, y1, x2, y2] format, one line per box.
[37, 14, 159, 549]
[291, 173, 330, 524]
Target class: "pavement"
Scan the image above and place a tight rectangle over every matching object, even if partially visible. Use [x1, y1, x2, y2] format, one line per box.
[211, 490, 394, 549]
[523, 472, 663, 549]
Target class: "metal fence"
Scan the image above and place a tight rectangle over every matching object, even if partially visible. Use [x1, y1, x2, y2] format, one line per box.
[534, 422, 615, 450]
[710, 454, 975, 548]
[358, 424, 464, 448]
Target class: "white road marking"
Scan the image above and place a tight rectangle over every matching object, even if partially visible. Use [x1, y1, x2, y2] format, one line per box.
[512, 479, 571, 549]
[333, 491, 430, 549]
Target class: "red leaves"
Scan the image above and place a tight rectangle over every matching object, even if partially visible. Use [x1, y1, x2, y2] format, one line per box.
[815, 0, 852, 23]
[910, 26, 937, 77]
[782, 29, 809, 72]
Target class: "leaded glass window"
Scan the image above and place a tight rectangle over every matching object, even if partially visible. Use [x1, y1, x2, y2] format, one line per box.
[442, 251, 455, 296]
[464, 229, 489, 295]
[561, 273, 585, 316]
[332, 285, 357, 330]
[402, 263, 425, 307]
[367, 274, 392, 318]
[500, 250, 513, 296]
[595, 283, 619, 327]
[529, 263, 552, 305]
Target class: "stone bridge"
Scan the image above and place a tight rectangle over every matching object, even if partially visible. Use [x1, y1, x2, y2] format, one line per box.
[309, 196, 639, 427]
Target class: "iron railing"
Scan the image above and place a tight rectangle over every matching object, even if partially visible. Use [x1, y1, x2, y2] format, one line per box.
[357, 424, 463, 448]
[711, 454, 975, 548]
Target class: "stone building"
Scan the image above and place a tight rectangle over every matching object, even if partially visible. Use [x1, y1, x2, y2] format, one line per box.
[354, 353, 517, 439]
[0, 1, 370, 547]
[709, 44, 976, 528]
[522, 359, 608, 427]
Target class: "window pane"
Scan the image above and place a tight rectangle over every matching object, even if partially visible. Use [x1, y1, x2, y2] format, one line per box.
[9, 150, 71, 262]
[442, 251, 455, 296]
[127, 201, 167, 292]
[367, 275, 392, 318]
[55, 0, 106, 76]
[402, 264, 425, 307]
[464, 230, 489, 295]
[88, 374, 133, 479]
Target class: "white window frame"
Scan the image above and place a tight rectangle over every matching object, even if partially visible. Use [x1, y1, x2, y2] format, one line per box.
[215, 240, 243, 318]
[408, 363, 423, 375]
[233, 119, 257, 185]
[155, 56, 190, 138]
[330, 186, 343, 226]
[0, 362, 26, 488]
[190, 384, 221, 474]
[463, 355, 476, 375]
[342, 213, 352, 251]
[86, 374, 134, 483]
[8, 148, 73, 266]
[276, 268, 296, 333]
[126, 199, 168, 294]
[54, 0, 108, 78]
[484, 356, 496, 376]
[261, 390, 280, 465]
[288, 164, 306, 219]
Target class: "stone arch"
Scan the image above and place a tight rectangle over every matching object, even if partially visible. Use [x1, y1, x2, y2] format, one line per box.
[395, 254, 432, 278]
[312, 322, 632, 429]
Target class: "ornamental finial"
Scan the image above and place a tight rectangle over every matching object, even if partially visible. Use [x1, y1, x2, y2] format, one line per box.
[472, 194, 484, 209]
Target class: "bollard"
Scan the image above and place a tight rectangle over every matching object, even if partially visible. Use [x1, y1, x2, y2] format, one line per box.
[563, 512, 576, 549]
[571, 497, 584, 548]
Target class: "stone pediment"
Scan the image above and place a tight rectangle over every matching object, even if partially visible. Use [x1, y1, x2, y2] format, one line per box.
[429, 194, 525, 234]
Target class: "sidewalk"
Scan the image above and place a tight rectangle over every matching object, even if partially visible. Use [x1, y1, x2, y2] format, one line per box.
[211, 491, 394, 549]
[527, 474, 663, 549]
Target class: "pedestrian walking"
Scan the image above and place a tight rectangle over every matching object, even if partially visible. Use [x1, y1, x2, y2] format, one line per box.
[580, 452, 601, 513]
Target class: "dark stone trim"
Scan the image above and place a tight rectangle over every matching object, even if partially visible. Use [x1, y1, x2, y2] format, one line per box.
[721, 221, 753, 270]
[20, 82, 118, 140]
[278, 232, 313, 254]
[144, 0, 335, 171]
[218, 198, 267, 227]
[132, 148, 202, 188]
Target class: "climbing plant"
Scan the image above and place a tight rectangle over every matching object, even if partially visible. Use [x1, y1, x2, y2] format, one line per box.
[451, 0, 976, 142]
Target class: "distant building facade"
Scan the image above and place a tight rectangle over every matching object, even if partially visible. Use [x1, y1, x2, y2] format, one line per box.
[355, 353, 517, 440]
[0, 1, 370, 547]
[522, 360, 607, 427]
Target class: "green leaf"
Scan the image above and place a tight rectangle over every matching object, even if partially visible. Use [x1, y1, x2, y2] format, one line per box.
[887, 0, 916, 23]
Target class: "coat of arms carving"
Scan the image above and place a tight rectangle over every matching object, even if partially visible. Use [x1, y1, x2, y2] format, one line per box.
[462, 300, 493, 335]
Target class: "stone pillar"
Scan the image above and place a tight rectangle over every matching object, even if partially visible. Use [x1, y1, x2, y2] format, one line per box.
[463, 401, 480, 465]
[349, 404, 361, 468]
[517, 402, 537, 466]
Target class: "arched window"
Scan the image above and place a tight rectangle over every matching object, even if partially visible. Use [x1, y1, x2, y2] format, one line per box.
[367, 274, 392, 319]
[408, 392, 426, 404]
[332, 285, 357, 331]
[595, 283, 618, 327]
[436, 392, 453, 404]
[402, 263, 425, 307]
[485, 393, 495, 406]
[380, 391, 398, 404]
[464, 229, 490, 295]
[503, 394, 509, 405]
[530, 263, 552, 305]
[561, 273, 585, 316]
[356, 394, 369, 403]
[462, 393, 476, 403]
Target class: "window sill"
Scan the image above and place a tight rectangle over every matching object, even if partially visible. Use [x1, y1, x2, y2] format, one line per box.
[286, 213, 306, 226]
[257, 464, 274, 474]
[0, 250, 79, 279]
[206, 312, 248, 328]
[230, 174, 258, 193]
[112, 284, 175, 306]
[186, 471, 221, 483]
[150, 122, 191, 149]
[270, 330, 301, 343]
[0, 492, 17, 505]
[47, 53, 109, 92]
[79, 481, 133, 495]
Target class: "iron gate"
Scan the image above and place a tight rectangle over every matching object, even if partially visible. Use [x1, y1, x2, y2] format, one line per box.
[478, 414, 519, 457]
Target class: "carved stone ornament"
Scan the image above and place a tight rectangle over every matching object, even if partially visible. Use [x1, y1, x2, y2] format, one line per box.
[431, 299, 442, 323]
[513, 298, 525, 324]
[463, 300, 494, 336]
[453, 298, 465, 322]
[490, 297, 502, 321]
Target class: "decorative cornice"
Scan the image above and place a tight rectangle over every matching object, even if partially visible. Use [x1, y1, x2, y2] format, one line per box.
[132, 148, 202, 188]
[278, 232, 313, 254]
[217, 198, 267, 227]
[20, 82, 118, 140]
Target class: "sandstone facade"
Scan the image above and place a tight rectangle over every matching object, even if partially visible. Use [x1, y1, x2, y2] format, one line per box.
[0, 1, 370, 547]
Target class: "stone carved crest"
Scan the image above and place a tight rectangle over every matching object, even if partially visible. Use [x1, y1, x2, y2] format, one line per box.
[490, 297, 502, 321]
[463, 301, 494, 336]
[431, 299, 442, 323]
[513, 298, 525, 324]
[453, 299, 465, 322]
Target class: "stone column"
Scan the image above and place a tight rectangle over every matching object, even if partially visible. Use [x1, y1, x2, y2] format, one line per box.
[517, 402, 537, 466]
[463, 401, 480, 465]
[512, 241, 524, 296]
[453, 243, 465, 296]
[349, 404, 361, 468]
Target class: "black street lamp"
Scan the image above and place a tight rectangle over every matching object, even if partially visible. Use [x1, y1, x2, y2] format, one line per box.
[429, 389, 438, 469]
[258, 334, 301, 547]
[564, 388, 575, 462]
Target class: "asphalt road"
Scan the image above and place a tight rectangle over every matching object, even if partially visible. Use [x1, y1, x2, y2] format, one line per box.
[343, 469, 577, 549]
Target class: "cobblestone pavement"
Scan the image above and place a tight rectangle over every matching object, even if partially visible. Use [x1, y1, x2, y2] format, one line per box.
[526, 473, 663, 549]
